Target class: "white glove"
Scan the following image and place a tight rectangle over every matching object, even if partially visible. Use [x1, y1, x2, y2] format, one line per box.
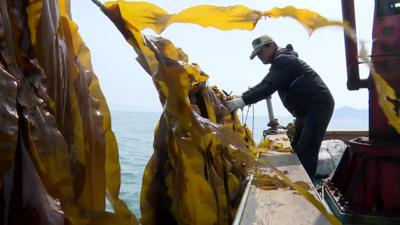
[226, 97, 245, 112]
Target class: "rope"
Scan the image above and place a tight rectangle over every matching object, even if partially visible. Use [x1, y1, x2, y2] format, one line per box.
[90, 0, 103, 8]
[252, 104, 255, 141]
[243, 105, 251, 126]
[241, 109, 244, 125]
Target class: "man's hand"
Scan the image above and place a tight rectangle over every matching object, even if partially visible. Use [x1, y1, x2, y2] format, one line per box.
[226, 97, 245, 112]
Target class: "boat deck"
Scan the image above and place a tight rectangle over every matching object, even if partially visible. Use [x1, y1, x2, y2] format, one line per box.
[235, 134, 331, 225]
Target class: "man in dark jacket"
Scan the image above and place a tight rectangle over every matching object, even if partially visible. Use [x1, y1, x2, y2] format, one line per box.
[226, 34, 335, 181]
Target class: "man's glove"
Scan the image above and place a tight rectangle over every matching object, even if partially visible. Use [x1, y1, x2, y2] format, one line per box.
[226, 97, 245, 112]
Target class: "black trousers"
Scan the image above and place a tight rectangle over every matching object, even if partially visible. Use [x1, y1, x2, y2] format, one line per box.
[291, 104, 334, 182]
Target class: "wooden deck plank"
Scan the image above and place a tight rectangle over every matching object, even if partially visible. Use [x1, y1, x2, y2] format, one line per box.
[238, 134, 331, 225]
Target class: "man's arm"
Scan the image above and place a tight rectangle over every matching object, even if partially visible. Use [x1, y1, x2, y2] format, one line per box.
[242, 56, 300, 105]
[225, 71, 283, 112]
[241, 73, 276, 105]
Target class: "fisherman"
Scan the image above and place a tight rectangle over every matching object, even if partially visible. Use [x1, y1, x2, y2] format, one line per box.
[226, 34, 334, 182]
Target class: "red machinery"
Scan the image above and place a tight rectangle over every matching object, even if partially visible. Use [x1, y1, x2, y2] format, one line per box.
[323, 0, 400, 224]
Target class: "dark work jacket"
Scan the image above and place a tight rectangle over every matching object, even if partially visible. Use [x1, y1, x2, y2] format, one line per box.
[242, 45, 334, 118]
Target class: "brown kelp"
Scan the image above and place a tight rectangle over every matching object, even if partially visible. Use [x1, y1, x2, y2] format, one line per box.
[1, 0, 398, 224]
[96, 3, 257, 225]
[0, 0, 137, 224]
[98, 2, 356, 224]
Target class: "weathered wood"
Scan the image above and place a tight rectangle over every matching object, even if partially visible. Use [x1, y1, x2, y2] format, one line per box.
[238, 134, 331, 225]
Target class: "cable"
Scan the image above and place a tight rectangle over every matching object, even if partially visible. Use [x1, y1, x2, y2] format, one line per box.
[241, 108, 244, 124]
[90, 0, 103, 8]
[252, 104, 255, 141]
[243, 105, 251, 126]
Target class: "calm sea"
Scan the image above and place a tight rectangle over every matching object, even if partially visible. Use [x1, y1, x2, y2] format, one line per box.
[111, 111, 159, 216]
[111, 111, 368, 216]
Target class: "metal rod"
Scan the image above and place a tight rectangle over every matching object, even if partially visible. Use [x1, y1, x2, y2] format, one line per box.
[341, 0, 368, 90]
[266, 96, 275, 123]
[232, 175, 254, 225]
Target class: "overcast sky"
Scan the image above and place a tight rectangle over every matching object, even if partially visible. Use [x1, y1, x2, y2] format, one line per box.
[70, 0, 374, 116]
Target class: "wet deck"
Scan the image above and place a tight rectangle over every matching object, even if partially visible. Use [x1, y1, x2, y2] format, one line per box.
[235, 134, 330, 225]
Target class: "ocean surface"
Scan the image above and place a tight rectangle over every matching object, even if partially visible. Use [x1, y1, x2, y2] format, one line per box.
[111, 110, 368, 216]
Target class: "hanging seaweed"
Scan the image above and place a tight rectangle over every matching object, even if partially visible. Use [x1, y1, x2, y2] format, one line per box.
[0, 0, 137, 224]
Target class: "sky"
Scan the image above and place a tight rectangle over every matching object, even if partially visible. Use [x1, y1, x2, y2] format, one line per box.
[70, 0, 374, 117]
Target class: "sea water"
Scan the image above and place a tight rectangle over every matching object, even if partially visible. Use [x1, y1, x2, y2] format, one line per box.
[111, 111, 159, 216]
[111, 111, 368, 216]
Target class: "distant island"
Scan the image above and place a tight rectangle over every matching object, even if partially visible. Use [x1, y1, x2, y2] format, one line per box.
[273, 106, 368, 131]
[109, 107, 369, 143]
[331, 106, 368, 120]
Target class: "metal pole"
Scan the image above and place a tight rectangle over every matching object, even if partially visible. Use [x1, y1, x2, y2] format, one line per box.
[266, 96, 275, 123]
[263, 96, 280, 137]
[231, 175, 254, 225]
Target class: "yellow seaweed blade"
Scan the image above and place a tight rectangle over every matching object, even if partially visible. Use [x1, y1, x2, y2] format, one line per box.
[68, 18, 130, 215]
[374, 75, 400, 133]
[263, 6, 344, 35]
[105, 17, 257, 224]
[155, 37, 184, 62]
[102, 3, 160, 75]
[170, 137, 220, 225]
[273, 142, 284, 149]
[277, 147, 292, 153]
[23, 0, 140, 223]
[105, 1, 172, 34]
[61, 7, 139, 224]
[105, 1, 260, 33]
[139, 153, 161, 224]
[258, 139, 271, 148]
[104, 1, 345, 35]
[140, 38, 255, 225]
[26, 0, 43, 46]
[59, 7, 106, 213]
[20, 79, 76, 207]
[226, 172, 240, 200]
[172, 5, 261, 31]
[358, 44, 400, 134]
[184, 63, 209, 84]
[24, 0, 77, 208]
[201, 89, 219, 123]
[244, 126, 256, 147]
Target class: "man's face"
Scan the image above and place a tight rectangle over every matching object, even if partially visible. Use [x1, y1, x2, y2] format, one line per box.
[257, 45, 275, 64]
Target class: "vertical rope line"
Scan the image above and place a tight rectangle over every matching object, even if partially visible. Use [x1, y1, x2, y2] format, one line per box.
[252, 104, 255, 141]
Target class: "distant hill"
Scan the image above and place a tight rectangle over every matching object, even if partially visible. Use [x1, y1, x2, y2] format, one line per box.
[274, 106, 368, 121]
[329, 106, 368, 130]
[272, 106, 369, 131]
[331, 106, 368, 120]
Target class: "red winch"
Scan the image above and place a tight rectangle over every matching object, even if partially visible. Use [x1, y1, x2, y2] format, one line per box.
[323, 0, 400, 224]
